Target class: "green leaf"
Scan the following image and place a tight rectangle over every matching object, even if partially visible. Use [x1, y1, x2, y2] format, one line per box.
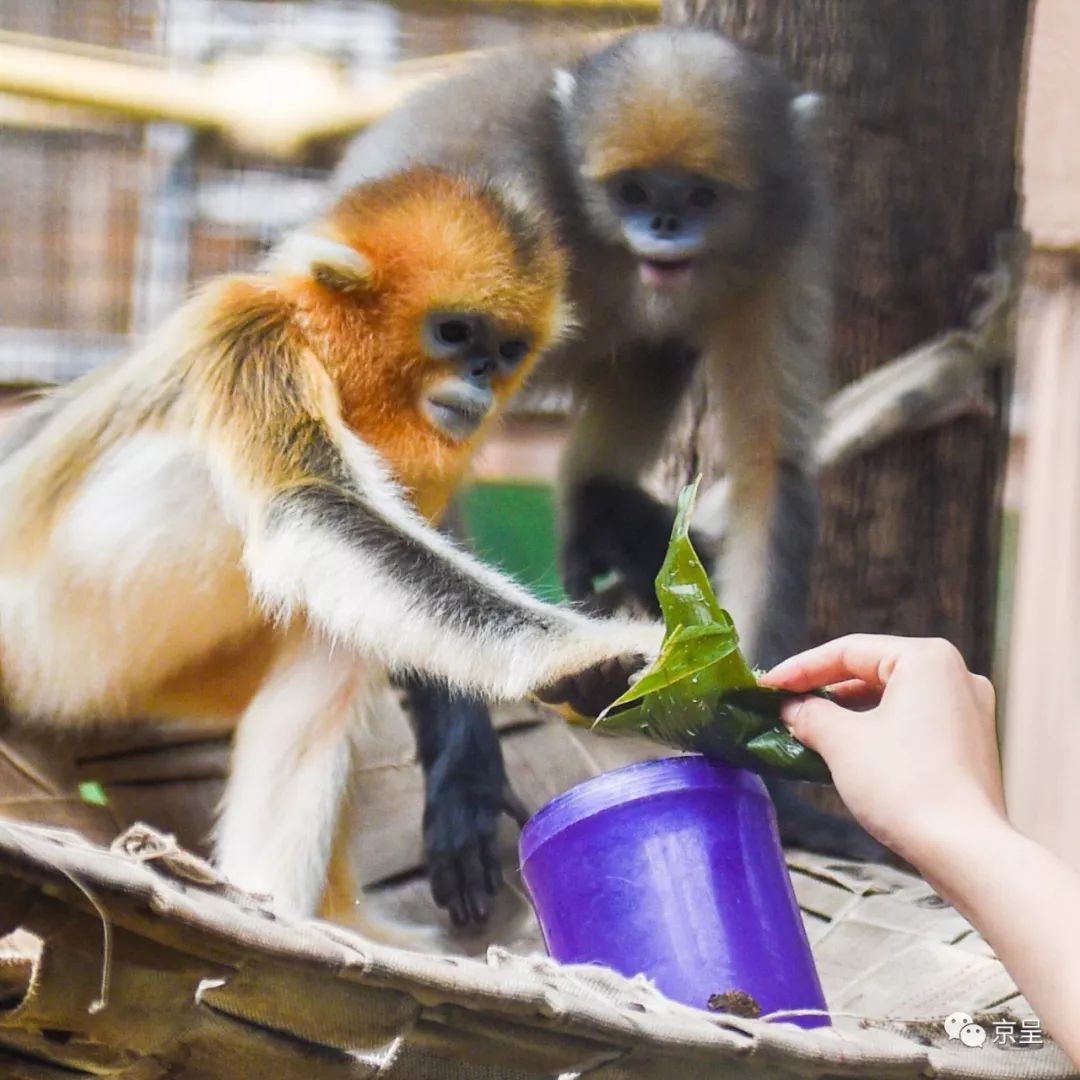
[78, 780, 108, 807]
[654, 479, 730, 630]
[603, 625, 742, 710]
[588, 479, 830, 784]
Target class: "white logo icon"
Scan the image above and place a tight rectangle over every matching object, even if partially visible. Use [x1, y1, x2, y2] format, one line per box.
[944, 1012, 973, 1039]
[944, 1012, 987, 1048]
[959, 1022, 987, 1047]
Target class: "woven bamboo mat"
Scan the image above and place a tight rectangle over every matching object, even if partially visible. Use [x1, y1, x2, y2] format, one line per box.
[0, 696, 1074, 1076]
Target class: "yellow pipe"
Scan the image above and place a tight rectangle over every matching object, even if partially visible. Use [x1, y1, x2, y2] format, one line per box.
[0, 93, 129, 135]
[0, 40, 471, 157]
[414, 0, 658, 10]
[0, 25, 635, 156]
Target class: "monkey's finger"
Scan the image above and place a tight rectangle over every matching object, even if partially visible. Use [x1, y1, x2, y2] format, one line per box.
[536, 654, 646, 719]
[448, 892, 471, 928]
[432, 841, 496, 926]
[445, 868, 474, 928]
[562, 550, 609, 602]
[432, 857, 488, 926]
[500, 783, 530, 828]
[479, 833, 503, 896]
[457, 846, 491, 924]
[430, 856, 458, 912]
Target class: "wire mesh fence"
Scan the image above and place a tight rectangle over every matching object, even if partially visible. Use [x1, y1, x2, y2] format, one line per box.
[0, 0, 634, 385]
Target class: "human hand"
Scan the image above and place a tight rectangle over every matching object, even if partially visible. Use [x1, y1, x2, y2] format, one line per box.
[761, 635, 1006, 865]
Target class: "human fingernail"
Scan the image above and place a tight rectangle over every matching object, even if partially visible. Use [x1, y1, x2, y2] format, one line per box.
[761, 661, 792, 686]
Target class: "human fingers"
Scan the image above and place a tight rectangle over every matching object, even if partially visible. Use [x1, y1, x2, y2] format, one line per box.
[971, 673, 997, 714]
[763, 634, 964, 695]
[824, 679, 883, 710]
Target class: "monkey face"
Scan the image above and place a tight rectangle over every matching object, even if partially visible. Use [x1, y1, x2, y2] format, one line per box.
[419, 310, 533, 441]
[558, 28, 814, 293]
[602, 167, 733, 288]
[286, 168, 569, 475]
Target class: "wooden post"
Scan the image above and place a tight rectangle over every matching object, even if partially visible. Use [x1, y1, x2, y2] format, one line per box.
[663, 0, 1028, 674]
[1004, 0, 1080, 868]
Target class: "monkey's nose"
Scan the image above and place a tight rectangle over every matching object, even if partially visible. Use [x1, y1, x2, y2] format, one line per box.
[650, 214, 682, 236]
[470, 357, 497, 379]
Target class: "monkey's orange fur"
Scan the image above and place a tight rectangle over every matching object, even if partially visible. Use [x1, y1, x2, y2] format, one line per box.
[0, 166, 663, 929]
[18, 172, 566, 535]
[1, 169, 569, 727]
[289, 172, 567, 519]
[577, 44, 752, 190]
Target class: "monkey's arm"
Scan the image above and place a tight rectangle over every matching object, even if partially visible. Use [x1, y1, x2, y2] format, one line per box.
[401, 673, 511, 926]
[397, 501, 518, 928]
[558, 343, 701, 612]
[195, 295, 659, 708]
[242, 439, 654, 704]
[702, 232, 830, 669]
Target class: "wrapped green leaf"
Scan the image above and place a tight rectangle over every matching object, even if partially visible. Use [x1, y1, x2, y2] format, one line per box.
[590, 479, 831, 784]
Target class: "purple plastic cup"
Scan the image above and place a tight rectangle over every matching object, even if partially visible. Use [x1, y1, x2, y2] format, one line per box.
[519, 755, 828, 1028]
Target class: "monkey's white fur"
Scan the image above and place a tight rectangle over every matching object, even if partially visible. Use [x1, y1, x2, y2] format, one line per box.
[0, 422, 657, 923]
[0, 208, 660, 930]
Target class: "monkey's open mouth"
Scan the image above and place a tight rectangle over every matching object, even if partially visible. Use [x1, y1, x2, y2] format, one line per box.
[640, 258, 695, 287]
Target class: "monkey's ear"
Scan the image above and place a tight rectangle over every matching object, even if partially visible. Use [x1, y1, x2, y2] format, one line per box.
[790, 92, 825, 139]
[551, 68, 577, 109]
[266, 231, 373, 292]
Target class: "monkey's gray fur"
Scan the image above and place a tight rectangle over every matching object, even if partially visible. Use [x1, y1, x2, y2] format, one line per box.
[335, 29, 884, 914]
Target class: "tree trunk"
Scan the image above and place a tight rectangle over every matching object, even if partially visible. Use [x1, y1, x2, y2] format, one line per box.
[663, 0, 1028, 673]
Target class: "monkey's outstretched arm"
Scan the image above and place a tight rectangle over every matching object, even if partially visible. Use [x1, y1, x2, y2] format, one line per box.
[193, 284, 659, 706]
[244, 438, 657, 704]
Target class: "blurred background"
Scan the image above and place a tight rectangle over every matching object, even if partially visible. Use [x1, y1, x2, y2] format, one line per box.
[0, 0, 1077, 928]
[0, 1, 633, 382]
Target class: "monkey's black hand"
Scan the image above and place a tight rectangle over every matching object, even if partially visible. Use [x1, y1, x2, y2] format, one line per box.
[562, 479, 713, 616]
[536, 653, 647, 720]
[402, 676, 510, 927]
[766, 779, 892, 864]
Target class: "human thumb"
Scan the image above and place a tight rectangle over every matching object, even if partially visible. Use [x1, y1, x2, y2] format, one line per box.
[781, 695, 851, 756]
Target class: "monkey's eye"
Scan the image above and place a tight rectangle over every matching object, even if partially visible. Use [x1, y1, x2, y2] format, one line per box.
[688, 186, 718, 209]
[433, 319, 473, 347]
[618, 181, 649, 207]
[498, 339, 530, 365]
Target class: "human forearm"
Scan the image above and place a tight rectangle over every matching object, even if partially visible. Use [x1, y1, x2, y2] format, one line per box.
[764, 635, 1080, 1064]
[910, 815, 1080, 1061]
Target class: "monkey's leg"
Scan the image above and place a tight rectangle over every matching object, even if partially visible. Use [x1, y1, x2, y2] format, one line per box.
[215, 630, 363, 917]
[729, 463, 888, 861]
[751, 459, 819, 670]
[767, 780, 891, 862]
[400, 674, 509, 926]
[707, 289, 889, 863]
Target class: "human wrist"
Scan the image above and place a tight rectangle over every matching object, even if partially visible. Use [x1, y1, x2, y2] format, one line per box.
[900, 810, 1017, 907]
